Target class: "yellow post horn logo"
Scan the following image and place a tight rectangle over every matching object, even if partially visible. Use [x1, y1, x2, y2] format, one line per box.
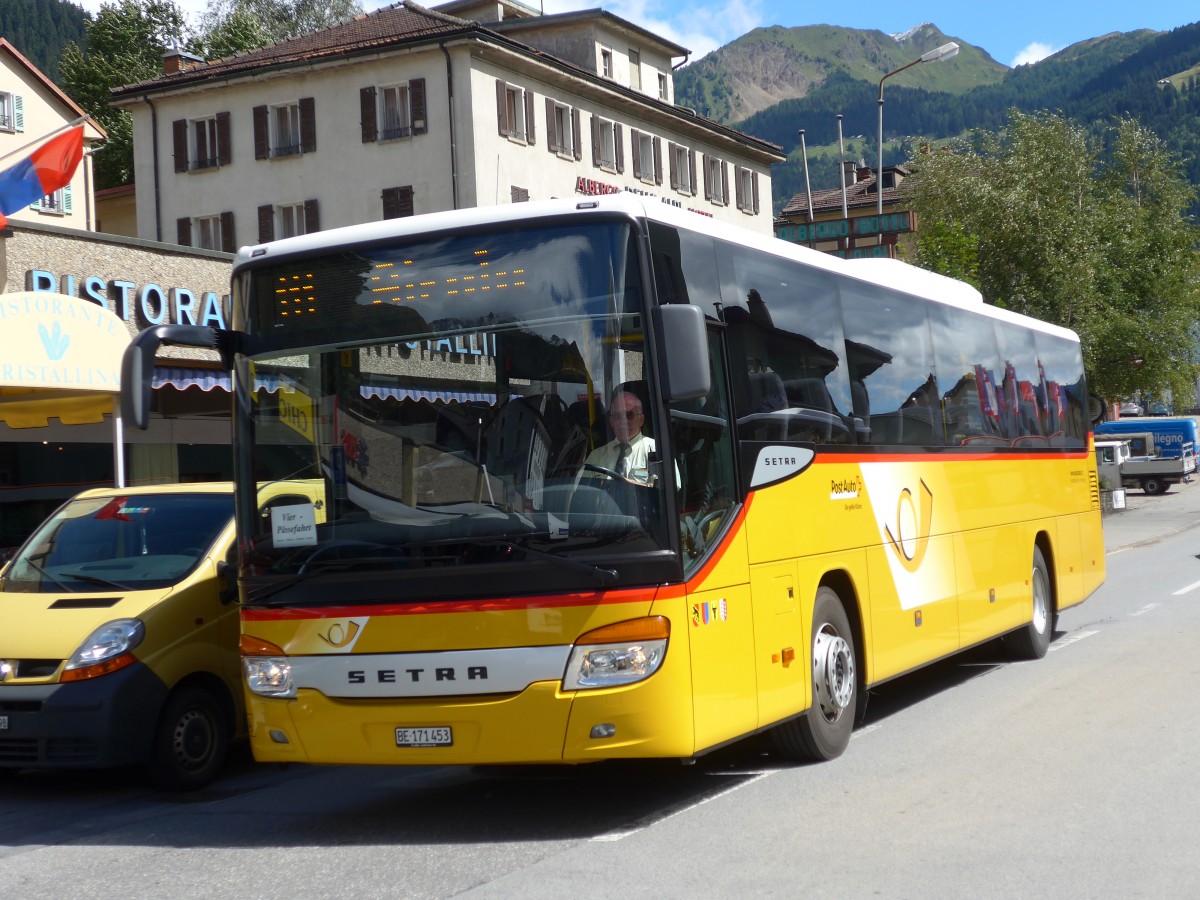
[885, 479, 933, 572]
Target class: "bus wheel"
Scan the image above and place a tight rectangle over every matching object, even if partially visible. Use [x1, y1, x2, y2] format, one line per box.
[148, 686, 229, 792]
[771, 586, 856, 762]
[1003, 547, 1053, 660]
[1141, 477, 1167, 496]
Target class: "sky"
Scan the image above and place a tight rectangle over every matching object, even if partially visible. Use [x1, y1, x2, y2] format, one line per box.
[73, 0, 1200, 69]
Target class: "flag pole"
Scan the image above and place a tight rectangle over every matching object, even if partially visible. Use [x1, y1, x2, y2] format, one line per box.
[0, 115, 89, 165]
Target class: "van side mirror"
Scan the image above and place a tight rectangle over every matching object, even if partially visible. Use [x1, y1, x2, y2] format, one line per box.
[216, 560, 238, 605]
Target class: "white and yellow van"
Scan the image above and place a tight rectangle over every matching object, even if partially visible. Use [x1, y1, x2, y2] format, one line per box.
[0, 481, 322, 790]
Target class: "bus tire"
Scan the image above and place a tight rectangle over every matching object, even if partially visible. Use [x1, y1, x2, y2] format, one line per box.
[1003, 546, 1053, 660]
[148, 685, 229, 792]
[1141, 477, 1167, 496]
[771, 586, 856, 762]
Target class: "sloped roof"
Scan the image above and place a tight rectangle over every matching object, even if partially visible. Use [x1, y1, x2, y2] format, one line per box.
[0, 38, 106, 140]
[112, 2, 474, 97]
[780, 166, 911, 217]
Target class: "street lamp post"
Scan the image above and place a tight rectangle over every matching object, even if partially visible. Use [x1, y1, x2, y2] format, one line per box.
[876, 41, 959, 218]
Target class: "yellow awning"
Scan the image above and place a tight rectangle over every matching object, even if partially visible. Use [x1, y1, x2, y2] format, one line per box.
[0, 291, 130, 428]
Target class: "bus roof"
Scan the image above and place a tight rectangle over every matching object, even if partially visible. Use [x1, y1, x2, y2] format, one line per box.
[234, 194, 1079, 343]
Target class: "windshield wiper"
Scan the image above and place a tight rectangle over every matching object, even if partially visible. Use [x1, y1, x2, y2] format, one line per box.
[58, 571, 133, 591]
[245, 556, 405, 605]
[13, 558, 76, 593]
[476, 539, 618, 586]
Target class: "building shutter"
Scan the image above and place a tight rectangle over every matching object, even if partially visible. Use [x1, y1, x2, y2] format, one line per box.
[688, 150, 697, 196]
[360, 86, 377, 143]
[304, 198, 320, 233]
[735, 165, 744, 210]
[523, 89, 535, 145]
[545, 98, 557, 152]
[258, 204, 274, 242]
[411, 79, 427, 134]
[614, 124, 624, 173]
[62, 184, 73, 213]
[177, 217, 192, 246]
[383, 186, 414, 219]
[721, 161, 729, 205]
[13, 94, 23, 132]
[299, 98, 316, 153]
[752, 172, 759, 214]
[590, 116, 600, 167]
[398, 185, 414, 217]
[631, 129, 642, 178]
[668, 142, 678, 189]
[571, 108, 582, 160]
[220, 211, 235, 252]
[703, 154, 711, 200]
[511, 185, 529, 203]
[216, 111, 232, 165]
[253, 106, 269, 160]
[496, 79, 508, 136]
[172, 119, 189, 173]
[652, 137, 662, 185]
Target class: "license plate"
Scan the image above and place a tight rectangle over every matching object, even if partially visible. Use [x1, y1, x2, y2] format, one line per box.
[395, 726, 452, 747]
[0, 716, 7, 731]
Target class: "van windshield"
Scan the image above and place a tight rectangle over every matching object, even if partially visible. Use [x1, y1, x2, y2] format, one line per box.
[0, 493, 233, 593]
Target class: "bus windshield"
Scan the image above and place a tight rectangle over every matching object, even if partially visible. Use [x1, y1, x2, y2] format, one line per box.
[234, 218, 680, 603]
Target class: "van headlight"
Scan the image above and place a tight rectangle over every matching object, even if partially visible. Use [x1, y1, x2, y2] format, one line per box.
[61, 619, 145, 682]
[563, 616, 669, 690]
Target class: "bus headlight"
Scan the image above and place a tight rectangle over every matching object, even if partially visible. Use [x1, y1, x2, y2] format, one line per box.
[563, 616, 669, 690]
[241, 634, 295, 698]
[243, 656, 295, 698]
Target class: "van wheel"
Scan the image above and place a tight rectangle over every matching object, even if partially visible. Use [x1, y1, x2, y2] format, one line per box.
[771, 586, 856, 762]
[148, 686, 229, 791]
[1141, 477, 1167, 495]
[1003, 547, 1053, 660]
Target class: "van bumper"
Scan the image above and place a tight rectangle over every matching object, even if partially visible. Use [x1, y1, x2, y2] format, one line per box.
[0, 663, 168, 770]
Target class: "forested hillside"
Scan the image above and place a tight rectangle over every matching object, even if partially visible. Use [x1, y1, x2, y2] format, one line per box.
[0, 0, 89, 82]
[678, 21, 1200, 214]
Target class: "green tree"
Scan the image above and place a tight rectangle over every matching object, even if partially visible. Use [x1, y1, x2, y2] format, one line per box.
[59, 0, 197, 189]
[199, 0, 362, 46]
[904, 110, 1200, 405]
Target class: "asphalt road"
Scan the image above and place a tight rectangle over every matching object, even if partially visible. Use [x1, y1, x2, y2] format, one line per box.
[2, 486, 1199, 899]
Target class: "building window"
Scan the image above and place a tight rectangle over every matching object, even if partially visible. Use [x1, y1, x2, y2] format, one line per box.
[279, 202, 306, 238]
[591, 116, 622, 172]
[361, 81, 427, 143]
[632, 130, 660, 184]
[496, 80, 535, 144]
[704, 154, 727, 206]
[669, 143, 696, 196]
[0, 92, 18, 132]
[546, 100, 581, 159]
[192, 117, 219, 169]
[735, 166, 760, 214]
[254, 99, 315, 160]
[601, 48, 613, 79]
[629, 49, 641, 90]
[272, 102, 301, 157]
[657, 72, 668, 101]
[195, 214, 223, 250]
[34, 187, 68, 215]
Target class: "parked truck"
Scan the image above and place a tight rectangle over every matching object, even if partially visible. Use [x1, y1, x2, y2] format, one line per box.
[1094, 416, 1200, 459]
[1095, 438, 1196, 495]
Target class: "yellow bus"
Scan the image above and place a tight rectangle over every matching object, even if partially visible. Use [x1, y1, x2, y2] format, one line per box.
[123, 194, 1105, 766]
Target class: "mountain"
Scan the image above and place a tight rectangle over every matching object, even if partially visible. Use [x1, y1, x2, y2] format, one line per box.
[0, 0, 89, 82]
[676, 21, 1200, 215]
[676, 23, 1007, 125]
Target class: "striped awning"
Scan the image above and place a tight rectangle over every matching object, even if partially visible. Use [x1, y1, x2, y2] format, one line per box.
[360, 385, 496, 404]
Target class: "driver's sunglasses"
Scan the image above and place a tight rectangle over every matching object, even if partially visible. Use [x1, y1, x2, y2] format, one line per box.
[610, 409, 642, 420]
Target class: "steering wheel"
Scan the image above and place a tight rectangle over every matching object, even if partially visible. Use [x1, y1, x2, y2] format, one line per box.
[295, 540, 390, 573]
[581, 463, 623, 481]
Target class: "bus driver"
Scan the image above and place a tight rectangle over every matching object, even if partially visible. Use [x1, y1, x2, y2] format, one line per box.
[584, 389, 657, 485]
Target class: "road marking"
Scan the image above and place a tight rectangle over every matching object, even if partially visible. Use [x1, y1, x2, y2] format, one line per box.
[1049, 629, 1098, 652]
[851, 723, 882, 741]
[1129, 603, 1161, 616]
[1173, 578, 1200, 595]
[592, 771, 773, 842]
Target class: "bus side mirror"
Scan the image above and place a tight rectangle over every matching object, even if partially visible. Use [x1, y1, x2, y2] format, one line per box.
[120, 324, 222, 430]
[653, 303, 710, 402]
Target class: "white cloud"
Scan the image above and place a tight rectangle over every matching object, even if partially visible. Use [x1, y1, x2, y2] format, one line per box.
[1010, 41, 1056, 67]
